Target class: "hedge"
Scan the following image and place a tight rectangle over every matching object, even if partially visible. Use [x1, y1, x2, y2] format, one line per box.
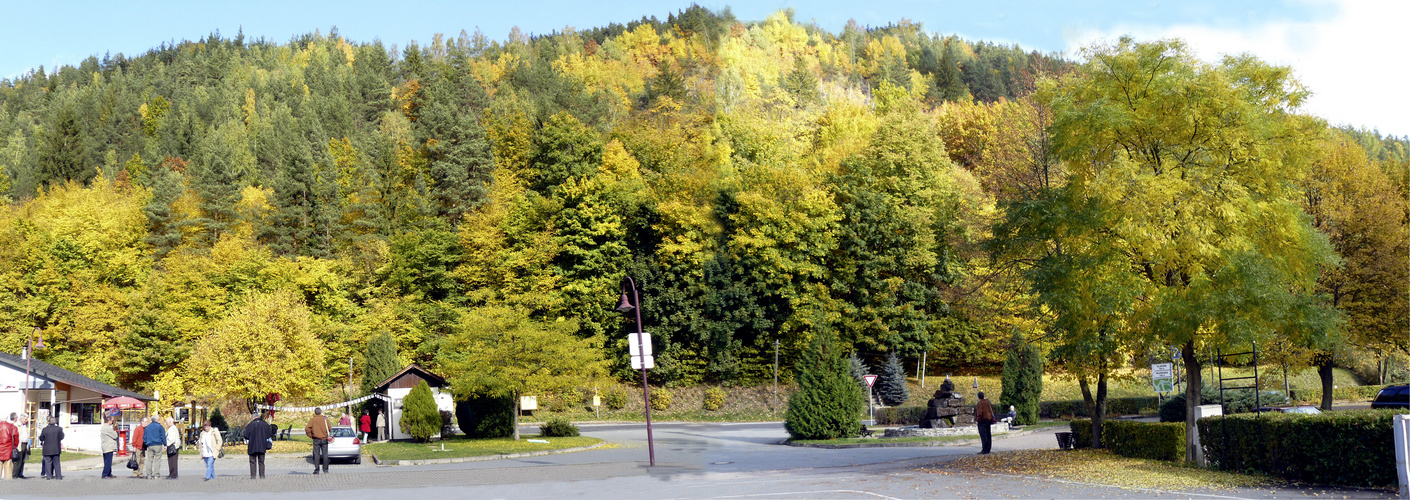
[1068, 419, 1185, 462]
[875, 406, 927, 426]
[1198, 409, 1408, 487]
[1042, 397, 1159, 418]
[1289, 385, 1384, 403]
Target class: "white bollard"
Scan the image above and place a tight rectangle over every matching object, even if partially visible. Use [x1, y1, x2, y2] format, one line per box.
[1395, 414, 1409, 500]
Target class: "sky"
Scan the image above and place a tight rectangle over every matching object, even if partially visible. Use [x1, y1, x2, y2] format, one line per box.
[2, 0, 1405, 137]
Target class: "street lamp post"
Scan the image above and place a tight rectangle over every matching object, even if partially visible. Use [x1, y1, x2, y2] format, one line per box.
[617, 277, 655, 467]
[22, 328, 44, 442]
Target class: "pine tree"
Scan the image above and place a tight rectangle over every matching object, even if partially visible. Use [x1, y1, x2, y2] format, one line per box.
[361, 331, 401, 395]
[399, 380, 441, 442]
[877, 352, 909, 406]
[209, 407, 228, 432]
[934, 41, 969, 103]
[847, 352, 867, 387]
[1000, 330, 1044, 425]
[784, 336, 865, 440]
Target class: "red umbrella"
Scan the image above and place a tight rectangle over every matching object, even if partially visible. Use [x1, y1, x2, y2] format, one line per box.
[102, 396, 146, 410]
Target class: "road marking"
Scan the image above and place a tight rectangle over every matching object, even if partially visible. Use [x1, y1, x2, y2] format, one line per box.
[712, 490, 902, 500]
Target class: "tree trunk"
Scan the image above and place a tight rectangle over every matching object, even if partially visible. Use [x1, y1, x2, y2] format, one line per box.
[1091, 369, 1107, 449]
[1182, 341, 1204, 466]
[512, 390, 521, 441]
[1318, 357, 1334, 411]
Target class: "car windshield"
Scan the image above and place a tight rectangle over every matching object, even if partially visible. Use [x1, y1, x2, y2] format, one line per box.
[330, 427, 357, 438]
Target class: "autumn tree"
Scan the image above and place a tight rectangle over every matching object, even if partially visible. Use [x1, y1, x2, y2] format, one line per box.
[187, 290, 327, 404]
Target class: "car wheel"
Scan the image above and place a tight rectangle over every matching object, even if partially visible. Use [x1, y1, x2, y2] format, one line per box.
[354, 455, 361, 465]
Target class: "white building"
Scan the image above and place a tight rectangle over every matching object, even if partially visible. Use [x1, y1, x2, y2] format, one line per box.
[0, 351, 155, 452]
[371, 364, 455, 440]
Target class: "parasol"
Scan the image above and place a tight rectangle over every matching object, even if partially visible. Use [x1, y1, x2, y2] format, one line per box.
[102, 396, 146, 410]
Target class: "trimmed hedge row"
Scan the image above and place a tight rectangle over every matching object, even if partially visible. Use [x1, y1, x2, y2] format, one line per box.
[1198, 409, 1407, 487]
[875, 406, 926, 426]
[1068, 419, 1185, 462]
[1042, 397, 1159, 418]
[1288, 385, 1384, 403]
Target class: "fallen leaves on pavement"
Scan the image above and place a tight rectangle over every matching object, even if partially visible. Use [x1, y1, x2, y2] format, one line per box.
[921, 449, 1281, 491]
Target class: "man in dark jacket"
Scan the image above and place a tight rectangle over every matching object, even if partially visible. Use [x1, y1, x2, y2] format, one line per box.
[142, 417, 166, 479]
[975, 391, 995, 454]
[242, 412, 272, 479]
[38, 417, 63, 479]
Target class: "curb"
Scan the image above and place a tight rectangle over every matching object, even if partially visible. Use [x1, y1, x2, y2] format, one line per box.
[374, 441, 607, 466]
[783, 428, 1042, 449]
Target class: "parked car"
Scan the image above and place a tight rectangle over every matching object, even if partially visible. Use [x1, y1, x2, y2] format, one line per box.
[1254, 406, 1321, 415]
[1371, 384, 1410, 410]
[327, 426, 362, 464]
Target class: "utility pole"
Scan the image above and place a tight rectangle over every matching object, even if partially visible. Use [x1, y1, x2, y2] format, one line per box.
[773, 339, 779, 412]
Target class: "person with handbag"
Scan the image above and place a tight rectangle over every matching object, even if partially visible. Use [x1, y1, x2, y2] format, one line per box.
[242, 412, 272, 479]
[198, 420, 223, 481]
[129, 417, 147, 478]
[142, 416, 165, 479]
[305, 408, 332, 474]
[99, 416, 119, 478]
[974, 391, 995, 454]
[0, 413, 18, 480]
[164, 417, 180, 479]
[38, 416, 64, 479]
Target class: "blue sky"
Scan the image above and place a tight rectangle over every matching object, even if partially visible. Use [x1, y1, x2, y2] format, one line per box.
[2, 0, 1404, 136]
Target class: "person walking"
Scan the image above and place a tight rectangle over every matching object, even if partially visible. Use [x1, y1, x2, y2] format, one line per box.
[99, 416, 119, 478]
[198, 420, 222, 481]
[13, 414, 30, 479]
[358, 412, 371, 442]
[975, 391, 995, 454]
[305, 408, 332, 474]
[142, 416, 165, 479]
[164, 417, 180, 479]
[242, 412, 272, 479]
[130, 417, 147, 478]
[38, 416, 63, 479]
[0, 413, 18, 480]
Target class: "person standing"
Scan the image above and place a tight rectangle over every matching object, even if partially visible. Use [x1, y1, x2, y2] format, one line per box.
[129, 417, 147, 478]
[0, 413, 18, 480]
[99, 416, 119, 478]
[38, 416, 63, 479]
[305, 408, 331, 474]
[975, 391, 995, 454]
[13, 414, 30, 479]
[164, 417, 180, 479]
[142, 416, 165, 479]
[376, 411, 386, 441]
[338, 412, 351, 427]
[242, 412, 272, 479]
[198, 420, 222, 481]
[358, 412, 371, 442]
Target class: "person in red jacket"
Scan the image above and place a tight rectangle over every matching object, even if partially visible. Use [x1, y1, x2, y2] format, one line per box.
[1, 412, 19, 480]
[358, 412, 371, 442]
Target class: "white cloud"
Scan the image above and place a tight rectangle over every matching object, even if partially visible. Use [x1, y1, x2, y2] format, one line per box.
[1064, 0, 1410, 138]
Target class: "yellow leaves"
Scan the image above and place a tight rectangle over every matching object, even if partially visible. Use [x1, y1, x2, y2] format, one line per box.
[187, 290, 326, 401]
[934, 449, 1278, 490]
[599, 139, 642, 181]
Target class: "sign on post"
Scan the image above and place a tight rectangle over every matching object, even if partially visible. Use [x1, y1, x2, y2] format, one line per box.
[863, 375, 878, 387]
[1151, 363, 1174, 393]
[629, 333, 654, 370]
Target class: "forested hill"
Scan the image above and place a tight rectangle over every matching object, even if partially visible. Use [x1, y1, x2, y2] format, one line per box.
[0, 6, 1404, 404]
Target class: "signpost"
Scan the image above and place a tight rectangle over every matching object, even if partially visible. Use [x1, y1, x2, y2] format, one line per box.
[628, 332, 654, 370]
[1152, 363, 1174, 393]
[863, 374, 878, 424]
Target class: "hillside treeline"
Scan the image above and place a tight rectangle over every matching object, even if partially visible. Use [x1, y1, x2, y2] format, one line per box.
[0, 7, 1404, 404]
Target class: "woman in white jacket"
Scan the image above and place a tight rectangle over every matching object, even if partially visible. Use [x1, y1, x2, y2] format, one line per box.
[198, 421, 222, 481]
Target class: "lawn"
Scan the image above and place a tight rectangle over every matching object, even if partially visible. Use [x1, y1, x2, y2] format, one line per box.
[363, 434, 602, 461]
[25, 449, 96, 463]
[928, 449, 1281, 490]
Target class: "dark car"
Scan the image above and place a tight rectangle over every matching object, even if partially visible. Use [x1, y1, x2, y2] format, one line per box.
[1371, 384, 1410, 409]
[1255, 406, 1322, 415]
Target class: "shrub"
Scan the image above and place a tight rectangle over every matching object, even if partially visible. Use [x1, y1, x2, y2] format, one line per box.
[1000, 331, 1043, 425]
[1160, 386, 1289, 421]
[602, 388, 627, 410]
[875, 406, 926, 426]
[400, 381, 442, 442]
[540, 417, 580, 437]
[455, 395, 514, 438]
[650, 387, 673, 411]
[1102, 420, 1184, 461]
[1198, 409, 1408, 487]
[440, 410, 455, 436]
[785, 336, 865, 440]
[703, 387, 726, 411]
[1070, 419, 1093, 449]
[848, 353, 867, 387]
[877, 353, 909, 406]
[209, 407, 228, 432]
[1043, 397, 1159, 418]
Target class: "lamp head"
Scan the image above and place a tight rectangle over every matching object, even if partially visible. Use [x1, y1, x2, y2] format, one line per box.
[616, 293, 635, 314]
[31, 328, 43, 350]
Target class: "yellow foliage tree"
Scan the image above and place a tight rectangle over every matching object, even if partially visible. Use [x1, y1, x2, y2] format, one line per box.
[186, 290, 327, 404]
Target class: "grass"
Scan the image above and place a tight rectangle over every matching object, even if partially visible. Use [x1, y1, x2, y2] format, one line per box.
[793, 419, 1072, 446]
[363, 434, 601, 461]
[926, 448, 1280, 490]
[25, 449, 97, 463]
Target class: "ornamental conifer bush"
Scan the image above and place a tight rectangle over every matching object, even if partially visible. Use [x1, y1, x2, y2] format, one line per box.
[400, 380, 441, 442]
[1000, 331, 1044, 425]
[785, 336, 865, 440]
[877, 352, 909, 406]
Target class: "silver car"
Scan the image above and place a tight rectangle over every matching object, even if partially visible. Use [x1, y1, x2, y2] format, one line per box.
[327, 426, 363, 464]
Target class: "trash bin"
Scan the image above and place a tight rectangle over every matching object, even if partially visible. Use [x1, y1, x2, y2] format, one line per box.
[1055, 431, 1074, 450]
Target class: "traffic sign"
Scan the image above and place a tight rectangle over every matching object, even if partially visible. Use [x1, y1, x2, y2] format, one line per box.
[1151, 363, 1173, 379]
[863, 374, 878, 388]
[631, 354, 654, 370]
[628, 333, 653, 357]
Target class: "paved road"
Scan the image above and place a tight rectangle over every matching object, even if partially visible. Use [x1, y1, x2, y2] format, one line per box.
[1, 422, 1393, 499]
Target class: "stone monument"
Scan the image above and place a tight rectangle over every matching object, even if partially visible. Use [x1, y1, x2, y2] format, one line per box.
[919, 378, 975, 428]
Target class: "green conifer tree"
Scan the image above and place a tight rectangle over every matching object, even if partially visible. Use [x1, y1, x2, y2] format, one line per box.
[399, 380, 441, 442]
[361, 331, 401, 396]
[877, 352, 909, 406]
[1000, 330, 1044, 425]
[785, 336, 865, 440]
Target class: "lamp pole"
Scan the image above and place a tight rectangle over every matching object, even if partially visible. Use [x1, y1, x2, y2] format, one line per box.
[618, 277, 655, 467]
[22, 328, 44, 440]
